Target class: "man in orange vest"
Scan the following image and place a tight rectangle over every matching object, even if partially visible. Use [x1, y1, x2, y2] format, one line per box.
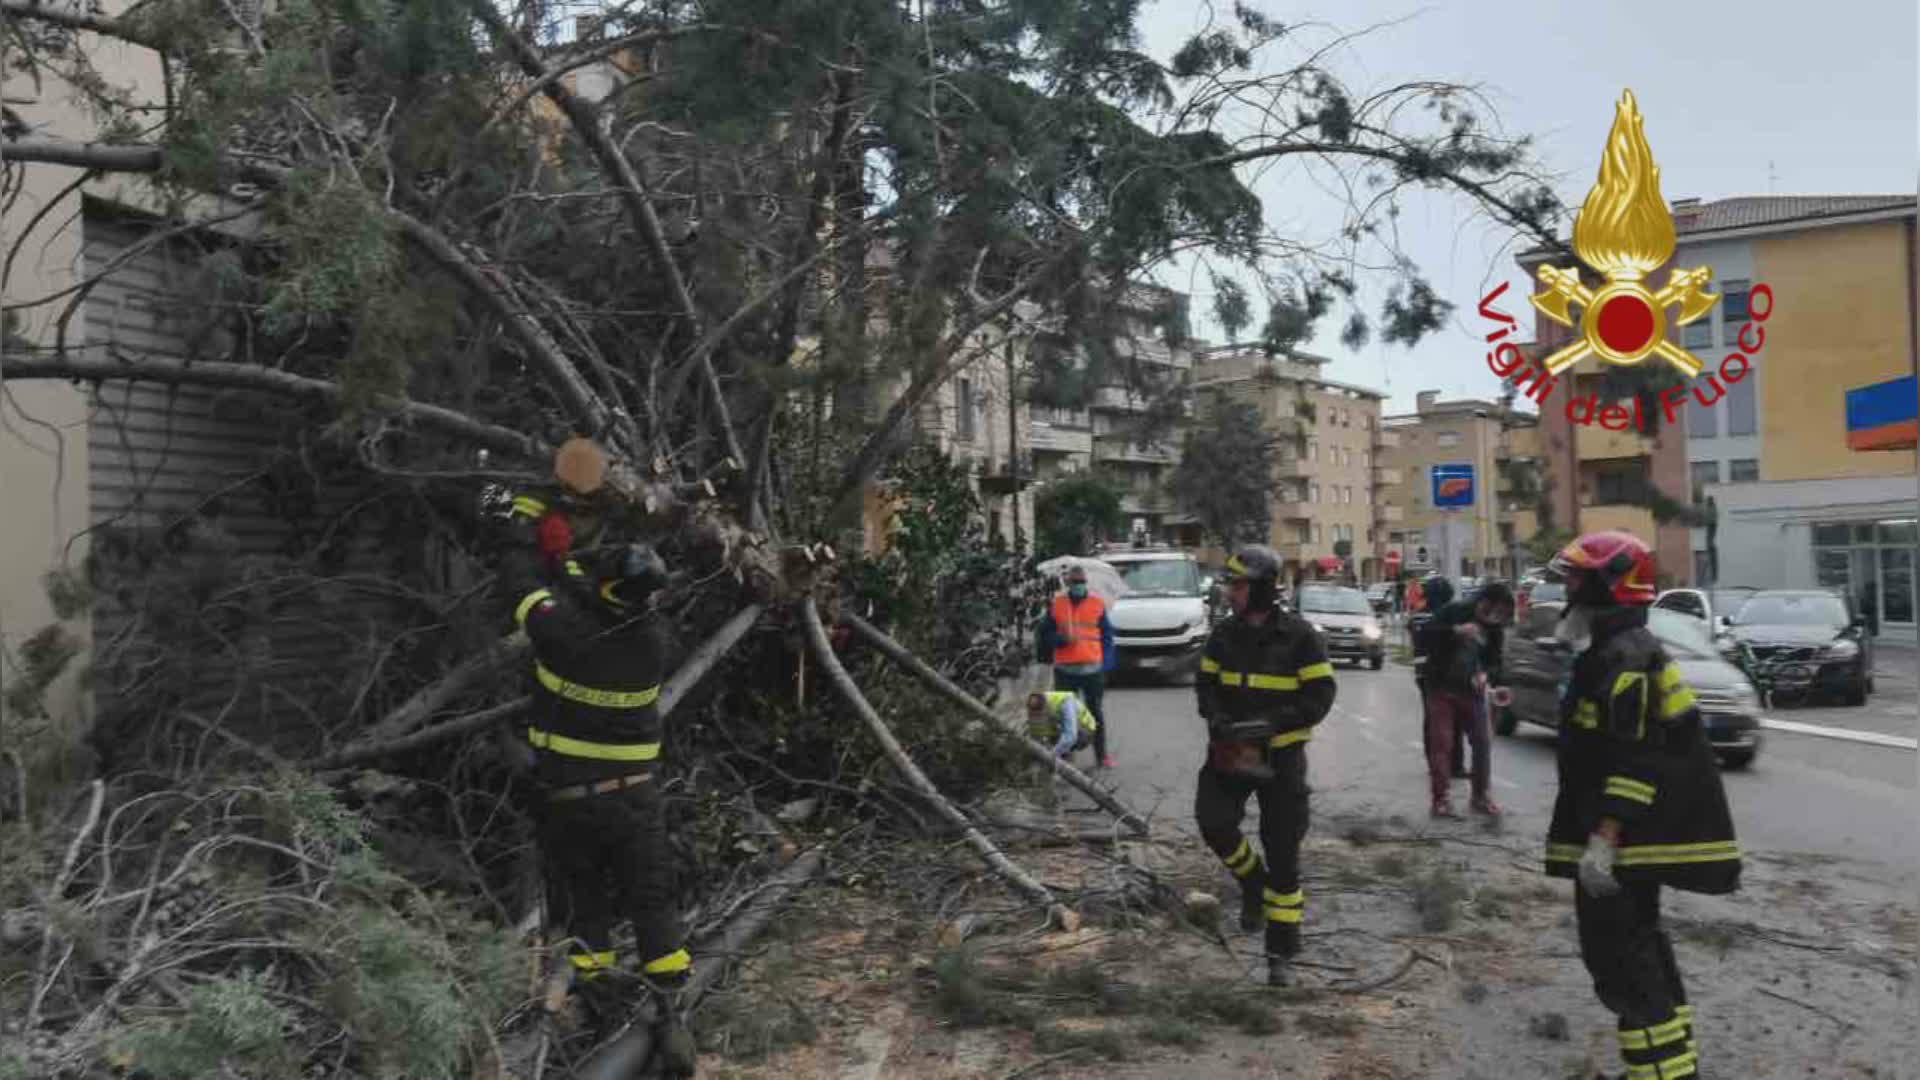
[1036, 564, 1117, 767]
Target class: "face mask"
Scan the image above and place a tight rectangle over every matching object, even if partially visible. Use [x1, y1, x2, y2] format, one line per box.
[1068, 584, 1088, 600]
[1555, 604, 1594, 652]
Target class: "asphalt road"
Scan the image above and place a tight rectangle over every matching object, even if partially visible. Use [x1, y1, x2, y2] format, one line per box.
[1088, 649, 1919, 888]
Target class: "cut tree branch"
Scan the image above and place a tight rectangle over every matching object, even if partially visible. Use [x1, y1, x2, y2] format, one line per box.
[0, 352, 546, 458]
[799, 597, 1074, 929]
[844, 613, 1148, 837]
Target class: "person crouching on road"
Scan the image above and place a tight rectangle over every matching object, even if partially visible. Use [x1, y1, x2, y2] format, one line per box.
[1544, 531, 1741, 1080]
[1417, 580, 1513, 818]
[1193, 545, 1337, 987]
[497, 494, 696, 1075]
[1027, 690, 1097, 762]
[1035, 564, 1117, 768]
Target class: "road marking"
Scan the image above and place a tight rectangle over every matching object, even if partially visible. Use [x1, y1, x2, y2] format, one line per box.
[1760, 717, 1918, 751]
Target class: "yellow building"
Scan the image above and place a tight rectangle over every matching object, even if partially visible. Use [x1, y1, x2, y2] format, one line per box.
[1377, 393, 1541, 580]
[1190, 348, 1387, 581]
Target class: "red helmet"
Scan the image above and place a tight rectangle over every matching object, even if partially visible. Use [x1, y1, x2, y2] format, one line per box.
[1546, 530, 1656, 606]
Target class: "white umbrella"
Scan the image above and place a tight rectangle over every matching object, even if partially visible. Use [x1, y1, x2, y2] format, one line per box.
[1034, 555, 1127, 603]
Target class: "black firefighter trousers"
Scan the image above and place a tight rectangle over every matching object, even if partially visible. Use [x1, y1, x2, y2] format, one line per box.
[1194, 748, 1309, 957]
[1577, 879, 1698, 1078]
[537, 778, 686, 981]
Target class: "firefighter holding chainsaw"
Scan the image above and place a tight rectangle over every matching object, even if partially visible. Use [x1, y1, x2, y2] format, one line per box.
[495, 490, 697, 1075]
[1544, 531, 1741, 1080]
[1193, 545, 1337, 987]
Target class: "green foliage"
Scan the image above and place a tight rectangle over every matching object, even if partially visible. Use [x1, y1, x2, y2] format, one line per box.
[1172, 396, 1277, 547]
[1033, 472, 1125, 560]
[115, 971, 301, 1080]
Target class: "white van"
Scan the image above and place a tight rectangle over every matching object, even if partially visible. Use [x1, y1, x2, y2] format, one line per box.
[1097, 549, 1213, 682]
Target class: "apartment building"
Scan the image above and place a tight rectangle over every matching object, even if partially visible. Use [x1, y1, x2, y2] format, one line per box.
[1081, 286, 1200, 547]
[1377, 394, 1542, 581]
[1191, 347, 1387, 581]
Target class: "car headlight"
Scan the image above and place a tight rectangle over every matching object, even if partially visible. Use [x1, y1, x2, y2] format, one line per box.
[1310, 622, 1326, 634]
[1825, 639, 1859, 659]
[1361, 623, 1382, 640]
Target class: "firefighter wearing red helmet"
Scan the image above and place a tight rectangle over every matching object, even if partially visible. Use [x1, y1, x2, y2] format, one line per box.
[1544, 530, 1740, 1080]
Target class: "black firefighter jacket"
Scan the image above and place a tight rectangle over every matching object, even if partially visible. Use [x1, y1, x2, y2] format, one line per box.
[1196, 610, 1338, 777]
[1544, 606, 1741, 894]
[502, 539, 669, 787]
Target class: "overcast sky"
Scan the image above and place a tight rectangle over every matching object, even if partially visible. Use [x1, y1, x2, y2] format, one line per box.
[1132, 1, 1918, 417]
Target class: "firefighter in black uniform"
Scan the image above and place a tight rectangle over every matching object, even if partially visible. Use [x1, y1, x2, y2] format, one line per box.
[1543, 530, 1741, 1080]
[1193, 545, 1337, 987]
[498, 493, 697, 1075]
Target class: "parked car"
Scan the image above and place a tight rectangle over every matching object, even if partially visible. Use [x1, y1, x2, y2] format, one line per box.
[1098, 550, 1212, 683]
[1723, 589, 1874, 706]
[1496, 606, 1765, 769]
[1295, 584, 1386, 669]
[1652, 586, 1762, 632]
[1363, 582, 1395, 614]
[1516, 579, 1566, 636]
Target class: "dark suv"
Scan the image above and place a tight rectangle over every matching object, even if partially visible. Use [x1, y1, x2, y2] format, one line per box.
[1724, 590, 1874, 706]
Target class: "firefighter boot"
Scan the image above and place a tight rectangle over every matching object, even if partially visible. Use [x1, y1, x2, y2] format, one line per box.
[644, 971, 697, 1078]
[1267, 955, 1295, 988]
[1238, 879, 1264, 934]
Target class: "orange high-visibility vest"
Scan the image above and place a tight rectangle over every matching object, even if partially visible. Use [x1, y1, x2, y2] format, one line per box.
[1051, 594, 1106, 666]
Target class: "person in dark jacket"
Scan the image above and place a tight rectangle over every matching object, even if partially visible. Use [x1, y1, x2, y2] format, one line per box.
[1544, 531, 1740, 1080]
[1416, 581, 1513, 818]
[498, 494, 695, 1074]
[1035, 563, 1118, 766]
[1193, 545, 1337, 987]
[1408, 575, 1460, 779]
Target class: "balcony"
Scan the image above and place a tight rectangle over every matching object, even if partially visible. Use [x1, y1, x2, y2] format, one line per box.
[1270, 501, 1313, 521]
[1373, 430, 1401, 450]
[1118, 492, 1176, 515]
[1372, 466, 1403, 487]
[1576, 424, 1654, 461]
[1027, 422, 1093, 455]
[1373, 503, 1405, 523]
[1090, 385, 1144, 413]
[1094, 437, 1178, 465]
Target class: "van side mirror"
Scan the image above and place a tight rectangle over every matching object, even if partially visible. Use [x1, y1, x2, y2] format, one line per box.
[1535, 637, 1568, 653]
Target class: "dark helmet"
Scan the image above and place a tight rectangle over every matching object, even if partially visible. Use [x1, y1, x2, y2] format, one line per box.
[1422, 574, 1456, 610]
[1224, 545, 1283, 613]
[575, 542, 669, 609]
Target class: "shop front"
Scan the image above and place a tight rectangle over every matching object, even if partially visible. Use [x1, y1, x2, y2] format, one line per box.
[1810, 519, 1915, 634]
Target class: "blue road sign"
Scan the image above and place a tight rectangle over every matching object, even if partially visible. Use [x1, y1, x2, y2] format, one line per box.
[1431, 463, 1475, 509]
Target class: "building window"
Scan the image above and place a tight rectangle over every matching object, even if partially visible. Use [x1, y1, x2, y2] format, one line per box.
[1361, 450, 1370, 469]
[1313, 524, 1322, 543]
[1728, 458, 1759, 483]
[1593, 464, 1646, 505]
[1342, 486, 1352, 504]
[1310, 483, 1320, 503]
[1725, 361, 1757, 435]
[1686, 380, 1717, 439]
[1689, 460, 1719, 499]
[1693, 550, 1712, 585]
[1308, 440, 1318, 462]
[1436, 431, 1461, 448]
[1681, 315, 1712, 351]
[1720, 279, 1751, 335]
[956, 378, 975, 440]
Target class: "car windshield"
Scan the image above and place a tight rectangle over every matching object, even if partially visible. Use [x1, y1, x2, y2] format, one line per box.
[1647, 609, 1717, 659]
[1731, 594, 1848, 628]
[1297, 587, 1372, 615]
[1528, 582, 1566, 603]
[1712, 590, 1756, 618]
[1111, 559, 1199, 596]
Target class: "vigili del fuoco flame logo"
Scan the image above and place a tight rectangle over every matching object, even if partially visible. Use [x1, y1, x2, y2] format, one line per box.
[1532, 89, 1717, 376]
[1481, 90, 1774, 432]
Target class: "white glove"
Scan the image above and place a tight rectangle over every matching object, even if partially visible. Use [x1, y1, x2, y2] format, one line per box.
[1577, 833, 1621, 898]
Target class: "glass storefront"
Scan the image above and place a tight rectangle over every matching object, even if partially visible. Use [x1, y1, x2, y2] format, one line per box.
[1812, 519, 1917, 633]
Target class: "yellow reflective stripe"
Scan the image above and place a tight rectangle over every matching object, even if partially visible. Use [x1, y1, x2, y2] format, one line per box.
[570, 950, 617, 972]
[642, 947, 692, 975]
[1297, 661, 1334, 681]
[1613, 671, 1648, 739]
[1226, 554, 1248, 575]
[1674, 1005, 1694, 1024]
[1247, 673, 1299, 691]
[1199, 656, 1221, 673]
[1219, 671, 1245, 686]
[1654, 1051, 1698, 1079]
[1604, 776, 1657, 805]
[1573, 700, 1600, 729]
[1262, 888, 1303, 906]
[535, 662, 661, 709]
[512, 495, 548, 518]
[526, 727, 661, 761]
[1548, 840, 1739, 866]
[515, 589, 553, 628]
[565, 559, 587, 578]
[1661, 686, 1698, 720]
[1224, 839, 1258, 876]
[1266, 907, 1303, 924]
[1619, 1017, 1689, 1050]
[1656, 664, 1685, 691]
[1268, 729, 1312, 749]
